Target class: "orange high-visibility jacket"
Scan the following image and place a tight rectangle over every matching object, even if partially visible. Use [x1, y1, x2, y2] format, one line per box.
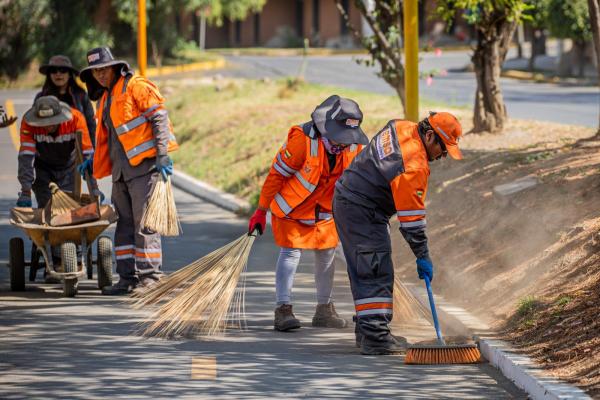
[93, 74, 178, 179]
[258, 123, 362, 249]
[335, 119, 430, 258]
[259, 123, 362, 220]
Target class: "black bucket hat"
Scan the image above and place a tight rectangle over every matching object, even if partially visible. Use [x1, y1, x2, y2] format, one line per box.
[39, 55, 79, 76]
[79, 47, 130, 84]
[311, 95, 368, 145]
[24, 96, 72, 127]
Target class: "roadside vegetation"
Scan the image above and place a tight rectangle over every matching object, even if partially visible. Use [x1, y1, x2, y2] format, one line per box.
[168, 77, 459, 206]
[167, 76, 599, 395]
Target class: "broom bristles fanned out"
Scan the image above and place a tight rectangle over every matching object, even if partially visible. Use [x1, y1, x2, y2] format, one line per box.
[48, 182, 80, 218]
[141, 177, 180, 236]
[393, 275, 432, 324]
[131, 233, 256, 338]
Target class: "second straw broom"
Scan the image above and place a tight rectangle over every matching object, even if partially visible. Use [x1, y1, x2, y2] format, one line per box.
[131, 230, 258, 337]
[141, 176, 180, 236]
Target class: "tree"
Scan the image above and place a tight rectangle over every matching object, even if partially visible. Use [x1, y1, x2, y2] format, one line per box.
[587, 0, 600, 133]
[524, 0, 548, 72]
[40, 0, 113, 69]
[0, 0, 48, 81]
[546, 0, 592, 78]
[114, 0, 266, 65]
[437, 1, 530, 133]
[336, 1, 407, 114]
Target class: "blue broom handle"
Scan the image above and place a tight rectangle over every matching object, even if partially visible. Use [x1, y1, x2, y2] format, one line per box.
[424, 276, 445, 346]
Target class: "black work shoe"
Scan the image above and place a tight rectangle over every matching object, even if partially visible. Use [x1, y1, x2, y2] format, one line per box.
[360, 335, 408, 356]
[312, 303, 348, 328]
[274, 304, 301, 331]
[101, 279, 137, 296]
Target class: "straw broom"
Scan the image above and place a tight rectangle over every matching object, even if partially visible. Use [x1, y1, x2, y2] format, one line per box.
[131, 232, 257, 337]
[141, 177, 180, 236]
[48, 182, 80, 218]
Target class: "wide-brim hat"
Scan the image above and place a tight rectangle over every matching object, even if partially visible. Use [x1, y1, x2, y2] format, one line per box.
[24, 96, 72, 127]
[311, 95, 369, 145]
[80, 47, 130, 84]
[39, 55, 79, 76]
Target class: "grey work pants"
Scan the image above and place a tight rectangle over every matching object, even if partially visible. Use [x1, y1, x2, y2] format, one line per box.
[112, 172, 162, 281]
[333, 192, 395, 343]
[275, 247, 336, 306]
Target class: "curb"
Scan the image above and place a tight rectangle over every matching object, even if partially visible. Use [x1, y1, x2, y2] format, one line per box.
[146, 59, 226, 78]
[171, 169, 250, 214]
[404, 283, 591, 400]
[501, 69, 598, 86]
[478, 338, 591, 400]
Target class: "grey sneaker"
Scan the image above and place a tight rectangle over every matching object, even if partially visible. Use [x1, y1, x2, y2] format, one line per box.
[312, 303, 348, 328]
[101, 278, 137, 296]
[274, 304, 301, 331]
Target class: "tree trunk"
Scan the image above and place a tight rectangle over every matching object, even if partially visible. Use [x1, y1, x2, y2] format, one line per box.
[588, 0, 600, 133]
[576, 41, 586, 78]
[471, 20, 517, 133]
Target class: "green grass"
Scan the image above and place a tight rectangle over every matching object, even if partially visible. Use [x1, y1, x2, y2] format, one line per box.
[516, 295, 542, 328]
[168, 78, 449, 206]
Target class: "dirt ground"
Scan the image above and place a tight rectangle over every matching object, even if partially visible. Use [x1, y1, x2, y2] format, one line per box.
[391, 118, 600, 396]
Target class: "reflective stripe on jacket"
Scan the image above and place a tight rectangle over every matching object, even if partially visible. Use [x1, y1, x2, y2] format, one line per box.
[18, 108, 93, 190]
[93, 74, 178, 179]
[260, 122, 362, 220]
[335, 119, 431, 259]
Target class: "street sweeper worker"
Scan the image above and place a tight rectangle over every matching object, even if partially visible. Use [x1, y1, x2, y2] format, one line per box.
[17, 96, 94, 209]
[248, 95, 369, 331]
[80, 47, 178, 295]
[332, 111, 463, 355]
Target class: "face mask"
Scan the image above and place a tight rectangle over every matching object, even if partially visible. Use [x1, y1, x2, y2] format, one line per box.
[321, 137, 348, 155]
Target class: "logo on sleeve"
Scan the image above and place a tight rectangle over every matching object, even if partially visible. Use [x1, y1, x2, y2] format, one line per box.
[284, 150, 292, 158]
[376, 128, 394, 159]
[416, 190, 424, 198]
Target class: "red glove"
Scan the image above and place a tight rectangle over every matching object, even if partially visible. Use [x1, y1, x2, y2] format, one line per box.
[248, 209, 267, 235]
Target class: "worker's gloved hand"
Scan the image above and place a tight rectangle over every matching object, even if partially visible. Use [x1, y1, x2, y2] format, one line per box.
[92, 188, 105, 203]
[78, 157, 93, 177]
[156, 155, 173, 182]
[16, 191, 32, 207]
[416, 257, 434, 282]
[248, 208, 267, 235]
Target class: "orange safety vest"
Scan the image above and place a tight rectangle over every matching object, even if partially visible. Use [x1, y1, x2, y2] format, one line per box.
[93, 74, 178, 179]
[269, 123, 361, 221]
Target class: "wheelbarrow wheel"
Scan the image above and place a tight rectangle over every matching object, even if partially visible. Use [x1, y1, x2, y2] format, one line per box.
[61, 242, 78, 297]
[97, 236, 113, 290]
[9, 237, 25, 291]
[86, 247, 93, 280]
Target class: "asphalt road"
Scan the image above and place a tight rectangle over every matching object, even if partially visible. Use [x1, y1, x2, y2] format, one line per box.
[0, 91, 527, 399]
[213, 51, 600, 128]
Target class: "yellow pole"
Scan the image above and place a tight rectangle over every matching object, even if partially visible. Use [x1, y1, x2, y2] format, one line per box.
[137, 0, 147, 77]
[403, 0, 419, 122]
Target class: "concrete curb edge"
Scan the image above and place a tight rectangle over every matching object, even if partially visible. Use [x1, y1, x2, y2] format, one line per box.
[404, 283, 591, 400]
[477, 338, 591, 400]
[171, 169, 250, 214]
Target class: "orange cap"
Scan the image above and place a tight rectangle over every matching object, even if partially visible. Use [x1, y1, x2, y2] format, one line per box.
[427, 112, 463, 160]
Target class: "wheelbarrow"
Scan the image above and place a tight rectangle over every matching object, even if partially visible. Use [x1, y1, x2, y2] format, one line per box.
[8, 204, 118, 297]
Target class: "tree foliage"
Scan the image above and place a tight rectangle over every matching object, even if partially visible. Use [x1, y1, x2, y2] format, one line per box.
[545, 0, 591, 42]
[0, 0, 49, 80]
[40, 0, 113, 69]
[436, 0, 530, 133]
[336, 0, 407, 113]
